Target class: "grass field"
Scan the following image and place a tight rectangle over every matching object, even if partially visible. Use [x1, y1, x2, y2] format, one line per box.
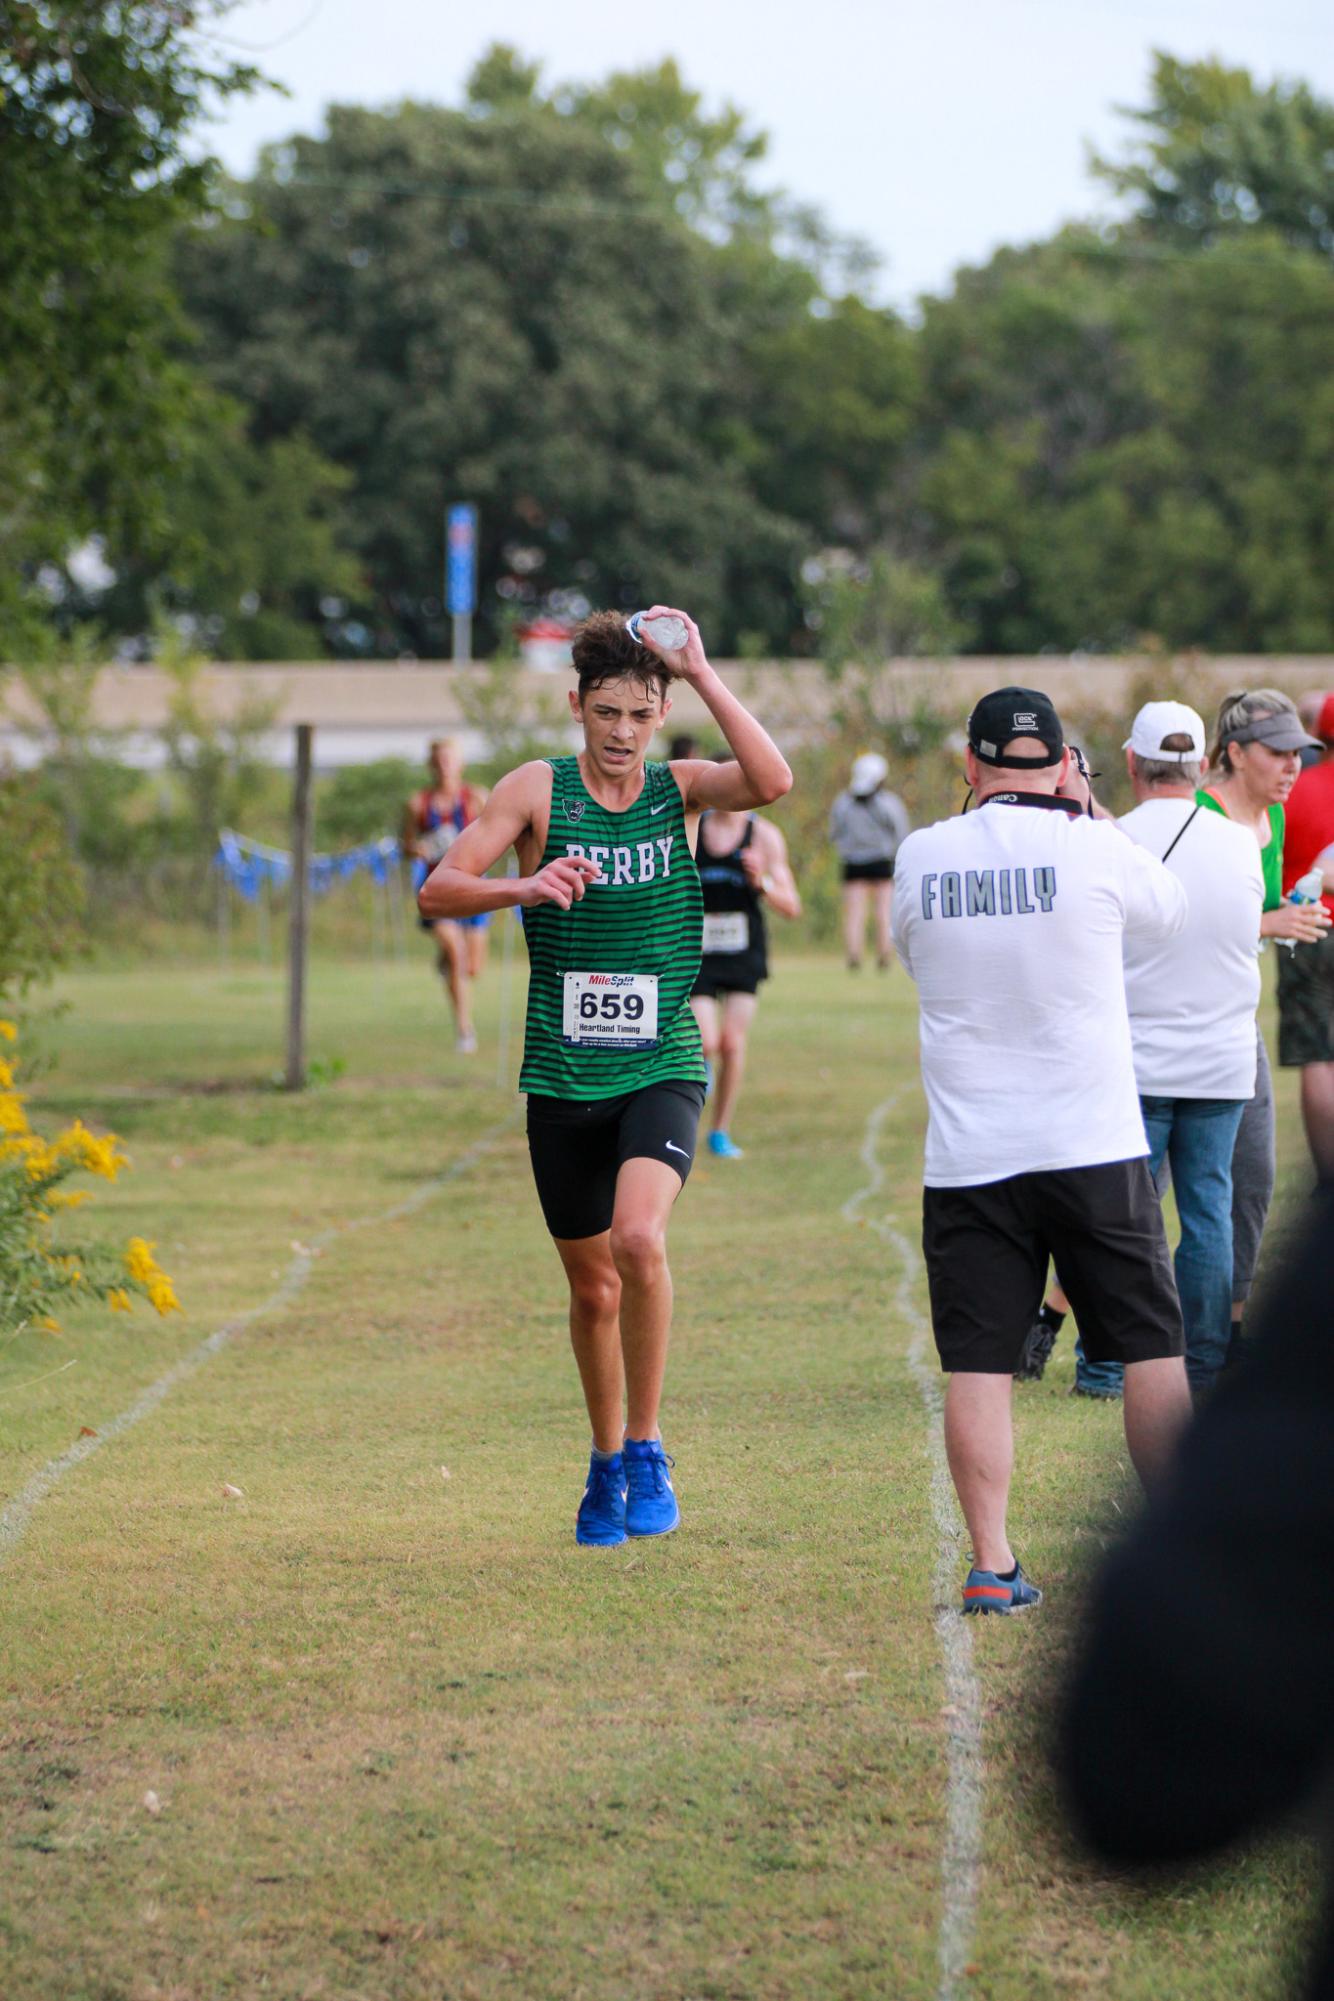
[0, 950, 1318, 2000]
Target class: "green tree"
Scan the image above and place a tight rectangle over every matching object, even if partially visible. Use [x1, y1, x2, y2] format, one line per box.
[173, 90, 779, 654]
[743, 297, 919, 551]
[904, 217, 1334, 652]
[802, 548, 963, 742]
[0, 3, 260, 645]
[1093, 53, 1334, 256]
[320, 758, 421, 846]
[171, 50, 892, 657]
[94, 399, 363, 660]
[907, 233, 1152, 651]
[156, 627, 280, 856]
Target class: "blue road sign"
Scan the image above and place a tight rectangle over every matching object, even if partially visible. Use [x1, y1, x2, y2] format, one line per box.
[446, 504, 477, 617]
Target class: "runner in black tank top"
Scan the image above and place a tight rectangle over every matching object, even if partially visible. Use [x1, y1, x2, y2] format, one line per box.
[689, 780, 801, 1161]
[415, 608, 792, 1549]
[695, 813, 769, 994]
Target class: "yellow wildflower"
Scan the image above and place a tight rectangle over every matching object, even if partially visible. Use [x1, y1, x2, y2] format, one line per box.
[0, 1091, 30, 1136]
[40, 1315, 60, 1333]
[54, 1121, 127, 1181]
[21, 1139, 58, 1180]
[0, 1020, 16, 1041]
[44, 1189, 90, 1210]
[0, 1058, 14, 1089]
[147, 1274, 181, 1315]
[125, 1237, 159, 1284]
[107, 1288, 132, 1313]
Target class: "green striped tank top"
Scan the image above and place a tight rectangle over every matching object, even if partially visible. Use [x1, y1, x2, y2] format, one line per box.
[519, 756, 706, 1100]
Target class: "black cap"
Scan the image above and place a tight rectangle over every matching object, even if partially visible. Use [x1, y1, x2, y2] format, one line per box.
[968, 686, 1065, 768]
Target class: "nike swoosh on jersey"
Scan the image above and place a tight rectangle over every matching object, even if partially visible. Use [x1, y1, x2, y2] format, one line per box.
[665, 1140, 690, 1157]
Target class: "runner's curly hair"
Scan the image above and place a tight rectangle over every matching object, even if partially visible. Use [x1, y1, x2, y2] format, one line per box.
[571, 611, 675, 704]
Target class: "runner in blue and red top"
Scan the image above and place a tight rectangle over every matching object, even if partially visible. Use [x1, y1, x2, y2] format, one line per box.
[403, 739, 488, 1055]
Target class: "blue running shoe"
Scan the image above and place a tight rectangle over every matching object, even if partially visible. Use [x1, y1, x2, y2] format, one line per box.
[707, 1130, 744, 1160]
[622, 1437, 680, 1537]
[576, 1451, 627, 1547]
[962, 1562, 1043, 1616]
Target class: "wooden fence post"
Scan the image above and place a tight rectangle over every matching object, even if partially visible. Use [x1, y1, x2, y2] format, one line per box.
[285, 723, 314, 1090]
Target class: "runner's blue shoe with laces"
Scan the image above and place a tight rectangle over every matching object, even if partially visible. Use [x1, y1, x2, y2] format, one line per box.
[622, 1436, 680, 1537]
[575, 1451, 627, 1547]
[962, 1562, 1043, 1615]
[707, 1130, 744, 1160]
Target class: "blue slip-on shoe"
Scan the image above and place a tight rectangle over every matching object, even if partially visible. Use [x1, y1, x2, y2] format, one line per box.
[962, 1562, 1043, 1616]
[707, 1130, 744, 1160]
[575, 1451, 627, 1547]
[622, 1436, 680, 1537]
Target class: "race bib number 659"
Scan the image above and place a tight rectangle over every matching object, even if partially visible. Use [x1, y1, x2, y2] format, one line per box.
[562, 971, 659, 1049]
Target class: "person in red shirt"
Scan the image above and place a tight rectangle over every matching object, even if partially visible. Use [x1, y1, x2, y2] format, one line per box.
[1278, 692, 1334, 1180]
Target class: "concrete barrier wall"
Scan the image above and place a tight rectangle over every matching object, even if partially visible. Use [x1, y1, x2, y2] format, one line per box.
[5, 656, 1333, 769]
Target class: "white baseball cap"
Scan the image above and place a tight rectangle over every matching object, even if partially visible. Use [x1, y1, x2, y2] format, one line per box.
[1123, 701, 1206, 762]
[851, 752, 888, 795]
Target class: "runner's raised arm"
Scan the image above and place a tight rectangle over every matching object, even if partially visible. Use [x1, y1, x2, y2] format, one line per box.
[635, 607, 792, 812]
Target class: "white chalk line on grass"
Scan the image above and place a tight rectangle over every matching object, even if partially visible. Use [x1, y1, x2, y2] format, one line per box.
[842, 1093, 983, 2001]
[0, 1115, 519, 1564]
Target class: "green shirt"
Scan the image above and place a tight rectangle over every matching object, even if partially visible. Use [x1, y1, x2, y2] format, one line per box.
[1196, 790, 1285, 911]
[519, 756, 706, 1100]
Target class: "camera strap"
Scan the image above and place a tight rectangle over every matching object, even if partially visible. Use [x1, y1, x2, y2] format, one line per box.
[980, 791, 1084, 818]
[1160, 805, 1201, 866]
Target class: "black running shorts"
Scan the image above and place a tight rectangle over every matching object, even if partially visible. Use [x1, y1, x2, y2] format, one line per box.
[526, 1079, 706, 1241]
[691, 970, 763, 999]
[922, 1158, 1184, 1373]
[1277, 929, 1334, 1067]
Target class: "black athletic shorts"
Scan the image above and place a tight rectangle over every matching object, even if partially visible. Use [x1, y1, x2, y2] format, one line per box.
[526, 1079, 706, 1241]
[1277, 929, 1334, 1067]
[841, 858, 894, 883]
[922, 1157, 1184, 1373]
[692, 970, 763, 999]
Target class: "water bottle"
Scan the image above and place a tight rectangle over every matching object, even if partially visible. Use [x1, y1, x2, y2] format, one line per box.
[627, 610, 688, 653]
[1279, 866, 1326, 951]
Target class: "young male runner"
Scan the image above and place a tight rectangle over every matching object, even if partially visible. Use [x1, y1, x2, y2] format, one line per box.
[419, 607, 792, 1546]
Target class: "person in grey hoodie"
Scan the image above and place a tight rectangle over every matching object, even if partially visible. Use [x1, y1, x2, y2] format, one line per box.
[829, 752, 910, 969]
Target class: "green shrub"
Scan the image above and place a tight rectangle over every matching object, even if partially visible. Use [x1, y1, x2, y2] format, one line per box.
[0, 775, 86, 998]
[319, 758, 421, 845]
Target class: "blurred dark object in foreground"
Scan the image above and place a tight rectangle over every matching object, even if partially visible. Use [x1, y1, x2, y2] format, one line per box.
[1058, 1187, 1334, 1998]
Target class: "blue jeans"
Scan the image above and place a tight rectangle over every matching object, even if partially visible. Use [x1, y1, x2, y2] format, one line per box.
[1074, 1096, 1247, 1398]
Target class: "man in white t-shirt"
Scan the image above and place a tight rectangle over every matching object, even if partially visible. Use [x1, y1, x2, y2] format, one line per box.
[892, 686, 1194, 1615]
[1072, 702, 1264, 1403]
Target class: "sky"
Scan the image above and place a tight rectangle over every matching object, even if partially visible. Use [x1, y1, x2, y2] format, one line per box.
[198, 0, 1334, 309]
